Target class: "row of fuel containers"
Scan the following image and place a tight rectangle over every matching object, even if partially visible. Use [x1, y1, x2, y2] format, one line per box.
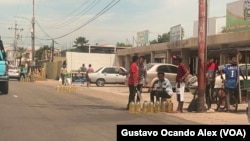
[20, 77, 34, 82]
[129, 99, 173, 113]
[56, 85, 77, 93]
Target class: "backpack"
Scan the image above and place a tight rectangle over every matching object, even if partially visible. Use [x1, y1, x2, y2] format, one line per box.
[187, 98, 198, 112]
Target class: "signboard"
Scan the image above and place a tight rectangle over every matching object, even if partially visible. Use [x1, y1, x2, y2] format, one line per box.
[244, 0, 250, 19]
[136, 30, 149, 47]
[226, 0, 249, 31]
[170, 24, 182, 42]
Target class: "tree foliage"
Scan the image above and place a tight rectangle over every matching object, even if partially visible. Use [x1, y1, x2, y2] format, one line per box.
[116, 42, 132, 47]
[16, 47, 28, 66]
[73, 36, 89, 47]
[150, 32, 170, 44]
[150, 27, 185, 44]
[36, 45, 50, 60]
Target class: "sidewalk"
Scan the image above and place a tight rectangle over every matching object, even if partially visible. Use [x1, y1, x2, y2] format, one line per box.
[36, 79, 250, 124]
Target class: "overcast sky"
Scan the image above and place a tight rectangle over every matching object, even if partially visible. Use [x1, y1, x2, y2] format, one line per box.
[0, 0, 237, 49]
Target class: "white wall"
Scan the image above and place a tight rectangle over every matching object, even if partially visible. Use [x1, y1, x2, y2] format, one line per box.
[193, 17, 226, 37]
[66, 52, 116, 71]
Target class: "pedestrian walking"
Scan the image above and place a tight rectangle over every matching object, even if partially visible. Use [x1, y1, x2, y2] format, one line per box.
[19, 64, 26, 80]
[60, 64, 67, 85]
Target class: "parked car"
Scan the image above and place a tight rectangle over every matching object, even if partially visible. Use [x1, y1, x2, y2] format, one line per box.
[0, 39, 9, 94]
[8, 65, 20, 80]
[88, 66, 128, 87]
[146, 63, 177, 89]
[145, 63, 193, 91]
[214, 63, 250, 89]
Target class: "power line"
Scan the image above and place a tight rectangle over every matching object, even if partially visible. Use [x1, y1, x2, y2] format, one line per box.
[50, 0, 121, 40]
[35, 20, 53, 39]
[8, 22, 23, 66]
[43, 0, 99, 29]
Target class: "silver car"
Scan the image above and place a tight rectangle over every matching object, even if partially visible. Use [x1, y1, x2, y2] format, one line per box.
[146, 63, 178, 89]
[88, 66, 127, 87]
[145, 63, 193, 91]
[8, 65, 20, 80]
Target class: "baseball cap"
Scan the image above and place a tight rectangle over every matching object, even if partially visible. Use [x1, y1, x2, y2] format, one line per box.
[172, 55, 182, 61]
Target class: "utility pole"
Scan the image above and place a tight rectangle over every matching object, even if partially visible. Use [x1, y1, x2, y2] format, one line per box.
[197, 0, 207, 112]
[8, 22, 23, 66]
[31, 0, 35, 64]
[51, 39, 54, 62]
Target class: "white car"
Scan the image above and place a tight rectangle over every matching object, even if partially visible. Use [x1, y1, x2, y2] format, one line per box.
[145, 63, 193, 91]
[88, 66, 127, 87]
[214, 63, 250, 89]
[146, 63, 178, 89]
[8, 65, 20, 80]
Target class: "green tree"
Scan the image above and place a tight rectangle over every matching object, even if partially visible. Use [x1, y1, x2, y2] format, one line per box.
[73, 36, 89, 52]
[116, 42, 132, 47]
[16, 47, 29, 66]
[35, 45, 50, 60]
[149, 39, 158, 44]
[221, 27, 228, 33]
[158, 32, 170, 43]
[150, 32, 170, 44]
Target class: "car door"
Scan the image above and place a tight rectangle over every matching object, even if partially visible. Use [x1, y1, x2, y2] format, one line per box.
[239, 64, 250, 80]
[167, 65, 178, 87]
[101, 67, 117, 83]
[116, 67, 127, 83]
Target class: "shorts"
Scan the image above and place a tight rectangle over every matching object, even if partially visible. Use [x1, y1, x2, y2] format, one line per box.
[176, 82, 185, 102]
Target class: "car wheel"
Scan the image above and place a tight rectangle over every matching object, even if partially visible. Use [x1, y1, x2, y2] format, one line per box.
[1, 81, 9, 94]
[96, 79, 105, 87]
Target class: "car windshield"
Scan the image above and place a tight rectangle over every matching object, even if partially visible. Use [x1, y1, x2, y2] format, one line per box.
[9, 65, 17, 69]
[95, 67, 103, 72]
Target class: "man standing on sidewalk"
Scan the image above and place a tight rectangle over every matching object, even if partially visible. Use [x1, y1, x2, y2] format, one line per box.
[172, 55, 189, 113]
[86, 64, 94, 87]
[127, 55, 139, 110]
[137, 56, 147, 102]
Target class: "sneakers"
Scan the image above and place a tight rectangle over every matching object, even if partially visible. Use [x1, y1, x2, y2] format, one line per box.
[207, 108, 215, 113]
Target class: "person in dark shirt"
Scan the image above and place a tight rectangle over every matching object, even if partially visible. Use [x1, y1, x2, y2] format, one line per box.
[80, 64, 87, 72]
[137, 56, 147, 102]
[205, 56, 218, 110]
[172, 55, 190, 113]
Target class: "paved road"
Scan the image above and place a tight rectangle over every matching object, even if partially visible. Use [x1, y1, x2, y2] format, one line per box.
[1, 80, 202, 141]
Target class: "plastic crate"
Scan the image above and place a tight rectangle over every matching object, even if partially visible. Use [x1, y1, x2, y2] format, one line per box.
[240, 80, 250, 89]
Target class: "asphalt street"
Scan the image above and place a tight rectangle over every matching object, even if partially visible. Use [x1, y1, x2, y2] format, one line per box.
[0, 80, 203, 141]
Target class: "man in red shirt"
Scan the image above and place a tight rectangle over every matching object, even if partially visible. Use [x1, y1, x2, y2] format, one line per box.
[205, 57, 218, 109]
[127, 55, 139, 110]
[172, 55, 189, 113]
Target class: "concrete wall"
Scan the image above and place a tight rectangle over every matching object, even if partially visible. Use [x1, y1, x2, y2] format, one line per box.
[66, 52, 116, 71]
[45, 61, 62, 80]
